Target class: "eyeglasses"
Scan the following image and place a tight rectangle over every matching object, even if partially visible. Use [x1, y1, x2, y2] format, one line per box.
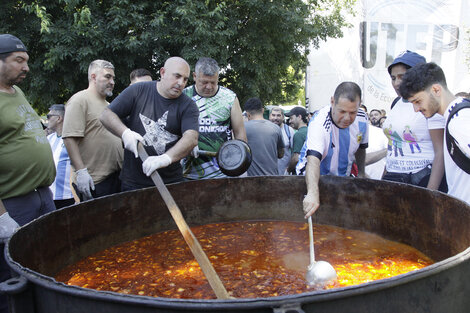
[46, 114, 59, 120]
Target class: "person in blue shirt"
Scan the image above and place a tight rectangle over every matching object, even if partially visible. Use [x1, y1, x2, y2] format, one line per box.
[46, 104, 75, 209]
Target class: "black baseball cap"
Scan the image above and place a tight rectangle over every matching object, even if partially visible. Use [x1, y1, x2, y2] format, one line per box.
[0, 34, 27, 54]
[285, 106, 308, 118]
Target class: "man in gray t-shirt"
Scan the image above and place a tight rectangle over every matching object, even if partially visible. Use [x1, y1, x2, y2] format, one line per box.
[244, 98, 284, 176]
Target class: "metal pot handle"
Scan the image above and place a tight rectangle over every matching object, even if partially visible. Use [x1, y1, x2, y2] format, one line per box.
[272, 303, 306, 313]
[0, 276, 29, 295]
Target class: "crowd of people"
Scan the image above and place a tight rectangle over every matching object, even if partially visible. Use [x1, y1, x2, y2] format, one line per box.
[1, 33, 470, 311]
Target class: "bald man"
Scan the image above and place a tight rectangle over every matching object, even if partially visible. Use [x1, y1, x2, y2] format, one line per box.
[100, 57, 199, 190]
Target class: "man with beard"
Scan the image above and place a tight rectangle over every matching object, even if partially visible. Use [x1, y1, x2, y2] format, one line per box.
[100, 57, 199, 190]
[269, 106, 295, 174]
[300, 82, 369, 218]
[0, 34, 56, 313]
[369, 109, 382, 127]
[63, 60, 123, 200]
[286, 106, 309, 174]
[400, 62, 470, 205]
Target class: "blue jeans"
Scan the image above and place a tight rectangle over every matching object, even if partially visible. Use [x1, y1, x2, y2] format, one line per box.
[3, 186, 56, 226]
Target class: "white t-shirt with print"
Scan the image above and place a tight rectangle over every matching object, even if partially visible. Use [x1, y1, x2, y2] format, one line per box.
[382, 98, 445, 174]
[443, 97, 470, 205]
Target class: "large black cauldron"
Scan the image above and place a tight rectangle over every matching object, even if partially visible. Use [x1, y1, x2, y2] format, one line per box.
[3, 176, 470, 313]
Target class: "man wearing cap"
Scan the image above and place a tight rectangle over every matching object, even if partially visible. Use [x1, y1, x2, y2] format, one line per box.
[46, 104, 75, 209]
[286, 107, 308, 174]
[381, 51, 446, 191]
[0, 34, 56, 224]
[62, 60, 123, 201]
[300, 82, 368, 218]
[0, 34, 56, 313]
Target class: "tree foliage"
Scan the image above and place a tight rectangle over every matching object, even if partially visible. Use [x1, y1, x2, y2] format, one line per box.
[0, 0, 354, 112]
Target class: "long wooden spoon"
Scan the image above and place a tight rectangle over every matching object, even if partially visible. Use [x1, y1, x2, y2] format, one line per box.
[137, 143, 231, 299]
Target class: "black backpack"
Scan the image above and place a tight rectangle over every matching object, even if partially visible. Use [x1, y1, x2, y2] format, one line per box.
[446, 98, 470, 174]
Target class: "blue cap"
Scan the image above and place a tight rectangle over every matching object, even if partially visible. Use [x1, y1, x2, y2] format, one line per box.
[387, 50, 426, 74]
[0, 34, 27, 54]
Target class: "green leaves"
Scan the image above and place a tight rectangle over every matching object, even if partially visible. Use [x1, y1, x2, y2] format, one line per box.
[1, 0, 353, 113]
[22, 2, 52, 33]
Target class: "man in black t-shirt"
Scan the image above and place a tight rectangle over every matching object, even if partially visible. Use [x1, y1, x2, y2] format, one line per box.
[100, 57, 199, 189]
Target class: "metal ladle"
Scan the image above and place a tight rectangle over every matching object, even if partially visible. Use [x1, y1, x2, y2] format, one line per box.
[306, 216, 337, 286]
[197, 140, 252, 177]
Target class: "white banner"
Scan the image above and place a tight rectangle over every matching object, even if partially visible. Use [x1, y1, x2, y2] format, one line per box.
[306, 0, 470, 113]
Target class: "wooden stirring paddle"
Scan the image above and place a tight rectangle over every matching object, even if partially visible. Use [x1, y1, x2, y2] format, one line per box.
[137, 143, 231, 299]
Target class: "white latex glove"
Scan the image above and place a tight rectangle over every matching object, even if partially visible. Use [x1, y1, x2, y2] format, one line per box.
[191, 145, 199, 158]
[121, 128, 144, 158]
[142, 154, 172, 176]
[0, 213, 19, 243]
[76, 168, 95, 200]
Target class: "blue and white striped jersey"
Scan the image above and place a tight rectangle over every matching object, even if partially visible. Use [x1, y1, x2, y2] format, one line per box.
[296, 105, 369, 176]
[47, 133, 73, 200]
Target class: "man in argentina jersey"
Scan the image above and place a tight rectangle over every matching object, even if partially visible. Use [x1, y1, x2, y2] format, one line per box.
[182, 57, 247, 180]
[301, 82, 369, 218]
[46, 104, 75, 208]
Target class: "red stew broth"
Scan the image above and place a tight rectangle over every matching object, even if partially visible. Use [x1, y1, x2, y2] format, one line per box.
[55, 221, 433, 299]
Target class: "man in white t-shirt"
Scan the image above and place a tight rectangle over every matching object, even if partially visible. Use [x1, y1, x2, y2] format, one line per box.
[302, 82, 369, 218]
[400, 62, 470, 205]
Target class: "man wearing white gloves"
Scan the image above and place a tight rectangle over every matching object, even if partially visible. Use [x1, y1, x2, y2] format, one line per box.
[63, 60, 123, 200]
[100, 57, 199, 191]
